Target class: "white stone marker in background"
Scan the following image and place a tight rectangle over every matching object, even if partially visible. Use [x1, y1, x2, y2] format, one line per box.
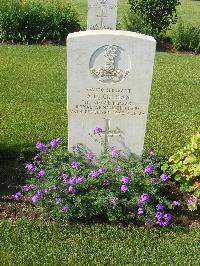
[67, 31, 156, 156]
[87, 0, 118, 30]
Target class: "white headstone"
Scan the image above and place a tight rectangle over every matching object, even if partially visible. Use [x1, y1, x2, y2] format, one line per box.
[87, 0, 118, 30]
[67, 30, 156, 157]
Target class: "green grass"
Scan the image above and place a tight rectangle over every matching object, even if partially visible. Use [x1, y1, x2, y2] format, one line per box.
[145, 52, 200, 155]
[177, 0, 200, 27]
[0, 45, 199, 160]
[0, 45, 67, 159]
[0, 220, 200, 265]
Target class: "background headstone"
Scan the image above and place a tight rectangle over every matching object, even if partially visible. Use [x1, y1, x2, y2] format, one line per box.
[87, 0, 118, 30]
[67, 31, 156, 157]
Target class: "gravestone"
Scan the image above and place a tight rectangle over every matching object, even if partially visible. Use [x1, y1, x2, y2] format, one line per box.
[87, 0, 118, 30]
[67, 30, 156, 156]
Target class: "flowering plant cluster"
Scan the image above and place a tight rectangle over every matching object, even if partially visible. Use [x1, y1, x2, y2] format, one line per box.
[14, 135, 180, 226]
[168, 129, 200, 211]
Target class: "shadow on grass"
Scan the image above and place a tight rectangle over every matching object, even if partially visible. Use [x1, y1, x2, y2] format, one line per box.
[0, 143, 35, 196]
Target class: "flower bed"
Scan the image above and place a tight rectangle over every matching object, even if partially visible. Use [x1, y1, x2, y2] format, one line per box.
[14, 131, 186, 227]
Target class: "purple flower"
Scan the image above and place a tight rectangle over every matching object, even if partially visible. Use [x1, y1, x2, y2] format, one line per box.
[140, 193, 150, 202]
[150, 148, 155, 156]
[32, 194, 40, 204]
[160, 173, 171, 182]
[138, 208, 144, 215]
[62, 174, 68, 183]
[94, 127, 103, 134]
[157, 220, 169, 227]
[144, 163, 154, 174]
[188, 196, 197, 204]
[34, 155, 39, 160]
[62, 174, 68, 179]
[62, 205, 69, 212]
[121, 176, 130, 184]
[111, 197, 118, 205]
[98, 167, 106, 174]
[23, 184, 33, 192]
[155, 212, 163, 220]
[86, 151, 95, 161]
[77, 175, 84, 184]
[69, 176, 76, 184]
[71, 161, 80, 169]
[164, 213, 172, 222]
[115, 165, 122, 172]
[43, 188, 49, 194]
[149, 177, 157, 184]
[68, 186, 76, 194]
[37, 190, 43, 197]
[172, 200, 180, 207]
[50, 138, 60, 148]
[162, 221, 170, 227]
[51, 185, 57, 190]
[89, 170, 100, 178]
[55, 198, 61, 205]
[103, 180, 110, 187]
[32, 190, 42, 203]
[38, 170, 46, 177]
[156, 203, 165, 211]
[111, 146, 120, 158]
[121, 185, 128, 192]
[14, 192, 22, 200]
[36, 142, 47, 152]
[25, 163, 34, 171]
[136, 200, 143, 207]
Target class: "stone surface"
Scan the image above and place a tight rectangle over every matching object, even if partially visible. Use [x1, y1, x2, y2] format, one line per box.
[87, 0, 118, 30]
[67, 30, 156, 156]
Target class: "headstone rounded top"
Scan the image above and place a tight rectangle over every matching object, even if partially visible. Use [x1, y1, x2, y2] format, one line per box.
[68, 30, 156, 43]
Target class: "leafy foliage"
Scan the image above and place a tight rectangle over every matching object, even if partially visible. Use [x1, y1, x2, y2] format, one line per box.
[171, 21, 200, 53]
[15, 140, 179, 226]
[0, 0, 81, 44]
[169, 129, 200, 210]
[128, 0, 181, 37]
[123, 11, 148, 34]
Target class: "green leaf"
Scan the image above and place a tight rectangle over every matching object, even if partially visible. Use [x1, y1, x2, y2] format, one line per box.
[194, 190, 200, 198]
[174, 174, 182, 181]
[187, 202, 198, 211]
[185, 154, 197, 164]
[161, 163, 169, 171]
[193, 164, 200, 176]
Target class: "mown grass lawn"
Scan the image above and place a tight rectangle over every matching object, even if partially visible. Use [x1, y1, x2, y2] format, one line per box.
[0, 45, 199, 160]
[177, 0, 200, 27]
[0, 220, 200, 265]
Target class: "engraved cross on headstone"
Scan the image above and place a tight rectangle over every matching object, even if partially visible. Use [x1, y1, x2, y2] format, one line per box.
[97, 8, 107, 28]
[87, 0, 118, 30]
[100, 119, 120, 154]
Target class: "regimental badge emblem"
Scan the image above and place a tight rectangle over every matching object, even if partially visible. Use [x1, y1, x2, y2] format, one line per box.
[89, 45, 131, 84]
